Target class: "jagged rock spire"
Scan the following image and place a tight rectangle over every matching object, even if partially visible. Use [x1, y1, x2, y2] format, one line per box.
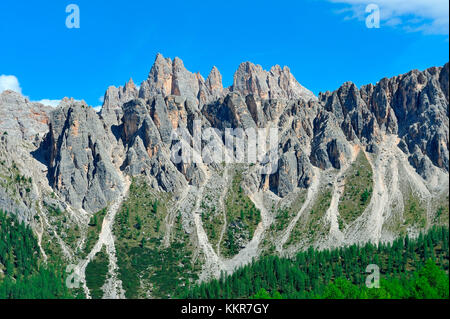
[206, 66, 224, 98]
[140, 53, 222, 106]
[101, 78, 139, 125]
[231, 61, 317, 101]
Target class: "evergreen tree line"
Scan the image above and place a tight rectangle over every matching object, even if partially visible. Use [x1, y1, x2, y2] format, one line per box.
[0, 210, 74, 299]
[253, 259, 448, 299]
[183, 226, 449, 299]
[318, 259, 448, 299]
[0, 210, 39, 278]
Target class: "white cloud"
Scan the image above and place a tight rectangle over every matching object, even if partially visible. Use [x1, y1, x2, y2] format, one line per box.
[1, 75, 62, 106]
[328, 0, 449, 35]
[0, 75, 87, 108]
[0, 75, 22, 94]
[36, 99, 62, 107]
[96, 96, 105, 112]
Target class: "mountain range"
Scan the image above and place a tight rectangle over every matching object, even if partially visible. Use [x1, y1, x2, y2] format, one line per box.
[0, 54, 448, 298]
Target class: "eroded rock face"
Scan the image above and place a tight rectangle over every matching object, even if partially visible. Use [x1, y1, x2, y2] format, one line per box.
[0, 134, 39, 223]
[0, 92, 62, 222]
[309, 110, 353, 170]
[43, 102, 123, 212]
[320, 63, 449, 177]
[101, 79, 139, 126]
[205, 66, 224, 99]
[0, 90, 52, 142]
[120, 97, 188, 191]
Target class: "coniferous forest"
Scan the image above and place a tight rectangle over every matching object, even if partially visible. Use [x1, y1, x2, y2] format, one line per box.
[183, 226, 449, 299]
[0, 210, 73, 299]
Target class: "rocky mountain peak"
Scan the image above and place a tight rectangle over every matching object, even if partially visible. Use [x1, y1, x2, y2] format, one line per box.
[0, 90, 52, 141]
[124, 78, 138, 92]
[104, 54, 319, 111]
[173, 56, 185, 69]
[205, 66, 224, 98]
[154, 52, 172, 67]
[0, 89, 27, 105]
[140, 54, 201, 103]
[101, 78, 139, 125]
[231, 61, 317, 102]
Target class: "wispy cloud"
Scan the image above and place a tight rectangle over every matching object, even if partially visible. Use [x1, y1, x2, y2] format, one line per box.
[328, 0, 449, 35]
[36, 99, 62, 107]
[94, 96, 104, 112]
[0, 75, 22, 94]
[1, 75, 74, 108]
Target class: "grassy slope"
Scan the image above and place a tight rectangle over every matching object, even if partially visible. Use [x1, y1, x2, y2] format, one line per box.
[220, 169, 261, 258]
[338, 151, 373, 230]
[113, 177, 201, 299]
[287, 185, 333, 247]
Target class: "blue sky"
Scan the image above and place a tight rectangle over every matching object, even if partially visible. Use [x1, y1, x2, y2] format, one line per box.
[0, 0, 448, 108]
